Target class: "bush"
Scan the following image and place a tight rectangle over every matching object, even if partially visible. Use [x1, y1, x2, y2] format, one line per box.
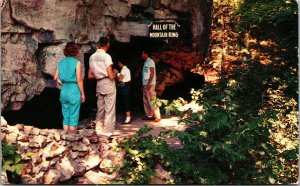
[1, 141, 24, 183]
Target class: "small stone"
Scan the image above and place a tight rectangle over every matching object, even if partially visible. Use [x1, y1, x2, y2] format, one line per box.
[83, 170, 116, 184]
[23, 126, 33, 135]
[17, 133, 29, 142]
[80, 129, 95, 137]
[89, 136, 99, 143]
[6, 132, 18, 143]
[16, 124, 24, 131]
[21, 174, 38, 184]
[72, 143, 90, 152]
[40, 130, 48, 136]
[70, 151, 79, 159]
[85, 153, 101, 170]
[56, 157, 75, 182]
[53, 132, 60, 141]
[30, 128, 41, 135]
[71, 160, 86, 176]
[82, 137, 90, 145]
[43, 142, 66, 159]
[1, 116, 8, 127]
[44, 169, 61, 184]
[6, 125, 19, 134]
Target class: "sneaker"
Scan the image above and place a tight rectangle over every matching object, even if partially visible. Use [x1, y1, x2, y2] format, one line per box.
[123, 119, 132, 124]
[154, 118, 161, 122]
[142, 116, 154, 120]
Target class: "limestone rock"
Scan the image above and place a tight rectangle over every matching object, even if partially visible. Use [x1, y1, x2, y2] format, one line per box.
[149, 164, 174, 184]
[29, 135, 45, 148]
[80, 129, 95, 137]
[43, 142, 66, 159]
[72, 143, 90, 152]
[44, 169, 61, 184]
[85, 153, 101, 170]
[1, 116, 7, 126]
[81, 170, 117, 184]
[56, 157, 75, 182]
[1, 171, 9, 184]
[21, 174, 39, 184]
[6, 132, 18, 144]
[6, 125, 19, 133]
[23, 126, 33, 135]
[30, 128, 41, 135]
[70, 151, 79, 159]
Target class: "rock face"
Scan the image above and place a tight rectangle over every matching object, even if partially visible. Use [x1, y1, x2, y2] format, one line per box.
[1, 0, 212, 111]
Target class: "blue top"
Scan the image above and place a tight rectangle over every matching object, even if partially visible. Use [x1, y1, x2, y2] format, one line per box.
[142, 58, 156, 85]
[58, 57, 78, 83]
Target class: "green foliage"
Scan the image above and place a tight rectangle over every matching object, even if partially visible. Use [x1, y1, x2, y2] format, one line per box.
[150, 97, 169, 108]
[117, 125, 174, 184]
[234, 0, 298, 49]
[1, 142, 24, 178]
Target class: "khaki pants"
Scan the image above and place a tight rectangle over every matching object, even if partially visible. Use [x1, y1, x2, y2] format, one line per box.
[95, 78, 116, 135]
[143, 85, 161, 119]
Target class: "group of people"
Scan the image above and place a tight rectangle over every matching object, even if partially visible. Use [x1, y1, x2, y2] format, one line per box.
[54, 37, 161, 137]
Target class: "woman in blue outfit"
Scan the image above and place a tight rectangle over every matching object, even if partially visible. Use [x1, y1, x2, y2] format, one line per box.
[54, 42, 85, 132]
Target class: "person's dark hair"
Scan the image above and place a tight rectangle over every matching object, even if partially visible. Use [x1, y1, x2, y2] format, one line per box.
[99, 37, 110, 47]
[141, 48, 151, 56]
[63, 42, 79, 57]
[117, 60, 128, 66]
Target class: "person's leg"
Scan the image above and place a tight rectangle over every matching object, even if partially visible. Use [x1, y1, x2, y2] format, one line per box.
[103, 84, 116, 135]
[122, 85, 131, 123]
[143, 86, 154, 118]
[61, 102, 70, 131]
[95, 93, 105, 135]
[69, 96, 81, 131]
[68, 126, 77, 132]
[149, 85, 161, 120]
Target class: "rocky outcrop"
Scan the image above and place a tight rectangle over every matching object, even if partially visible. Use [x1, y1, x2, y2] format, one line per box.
[1, 117, 125, 184]
[1, 0, 212, 111]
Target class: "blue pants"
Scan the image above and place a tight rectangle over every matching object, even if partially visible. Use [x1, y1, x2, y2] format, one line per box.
[60, 83, 81, 126]
[120, 83, 131, 112]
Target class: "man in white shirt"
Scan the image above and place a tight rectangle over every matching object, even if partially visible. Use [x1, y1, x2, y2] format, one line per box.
[141, 49, 161, 122]
[116, 61, 131, 124]
[88, 37, 117, 137]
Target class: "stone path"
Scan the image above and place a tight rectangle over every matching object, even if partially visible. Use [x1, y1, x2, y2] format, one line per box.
[79, 113, 187, 148]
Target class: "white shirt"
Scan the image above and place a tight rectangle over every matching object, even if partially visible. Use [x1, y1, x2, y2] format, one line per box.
[120, 66, 131, 83]
[89, 49, 113, 79]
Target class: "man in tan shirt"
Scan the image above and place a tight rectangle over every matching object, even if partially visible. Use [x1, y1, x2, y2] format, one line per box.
[88, 37, 117, 137]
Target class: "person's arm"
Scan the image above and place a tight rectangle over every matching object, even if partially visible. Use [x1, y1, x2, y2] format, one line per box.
[118, 74, 124, 81]
[76, 62, 85, 103]
[146, 67, 154, 90]
[54, 68, 58, 80]
[107, 65, 116, 81]
[88, 68, 95, 79]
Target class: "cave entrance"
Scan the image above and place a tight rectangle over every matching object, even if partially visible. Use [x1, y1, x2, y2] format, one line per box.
[2, 32, 203, 129]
